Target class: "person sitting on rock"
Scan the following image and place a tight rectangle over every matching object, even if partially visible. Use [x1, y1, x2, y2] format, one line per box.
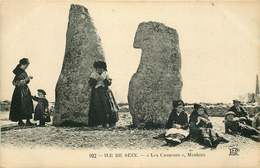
[228, 100, 252, 126]
[88, 61, 118, 128]
[189, 104, 229, 148]
[32, 89, 50, 127]
[225, 111, 260, 141]
[154, 100, 189, 146]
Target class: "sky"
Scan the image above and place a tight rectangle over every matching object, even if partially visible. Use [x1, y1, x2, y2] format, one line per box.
[0, 0, 259, 103]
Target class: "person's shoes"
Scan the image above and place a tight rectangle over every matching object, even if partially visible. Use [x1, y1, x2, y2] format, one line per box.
[212, 140, 220, 148]
[153, 133, 166, 140]
[165, 137, 181, 147]
[96, 125, 103, 128]
[219, 137, 229, 143]
[18, 121, 25, 126]
[108, 122, 116, 128]
[166, 141, 180, 147]
[25, 121, 35, 126]
[203, 138, 213, 148]
[250, 135, 260, 142]
[102, 124, 108, 128]
[165, 137, 181, 143]
[108, 126, 116, 130]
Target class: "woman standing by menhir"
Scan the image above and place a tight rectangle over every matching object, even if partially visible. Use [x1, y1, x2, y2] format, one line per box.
[9, 58, 34, 126]
[88, 61, 119, 128]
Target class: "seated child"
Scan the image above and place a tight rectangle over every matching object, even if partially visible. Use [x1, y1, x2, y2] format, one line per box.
[225, 111, 260, 140]
[189, 104, 229, 148]
[32, 89, 49, 126]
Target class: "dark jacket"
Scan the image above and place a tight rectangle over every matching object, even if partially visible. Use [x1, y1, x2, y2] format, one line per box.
[165, 110, 188, 129]
[189, 112, 213, 138]
[228, 106, 248, 118]
[32, 96, 49, 121]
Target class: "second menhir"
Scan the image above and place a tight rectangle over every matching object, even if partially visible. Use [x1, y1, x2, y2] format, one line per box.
[128, 22, 183, 128]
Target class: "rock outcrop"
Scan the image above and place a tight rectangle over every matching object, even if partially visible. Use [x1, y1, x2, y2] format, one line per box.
[53, 4, 105, 126]
[128, 21, 183, 128]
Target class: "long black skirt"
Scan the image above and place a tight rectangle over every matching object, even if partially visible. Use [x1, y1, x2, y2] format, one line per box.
[88, 87, 118, 127]
[190, 127, 226, 148]
[9, 85, 34, 121]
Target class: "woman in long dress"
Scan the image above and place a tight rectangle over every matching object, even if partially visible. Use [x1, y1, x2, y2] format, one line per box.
[9, 58, 34, 126]
[88, 61, 119, 128]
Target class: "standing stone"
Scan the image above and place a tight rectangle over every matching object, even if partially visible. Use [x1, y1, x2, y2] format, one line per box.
[53, 4, 105, 126]
[128, 21, 183, 128]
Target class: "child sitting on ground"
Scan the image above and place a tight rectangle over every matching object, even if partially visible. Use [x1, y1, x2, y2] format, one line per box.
[189, 104, 229, 148]
[32, 89, 49, 126]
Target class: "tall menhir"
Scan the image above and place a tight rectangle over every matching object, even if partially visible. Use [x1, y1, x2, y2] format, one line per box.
[128, 21, 183, 128]
[53, 4, 105, 126]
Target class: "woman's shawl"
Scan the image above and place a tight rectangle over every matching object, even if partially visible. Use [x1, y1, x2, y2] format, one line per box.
[90, 71, 111, 88]
[12, 66, 30, 86]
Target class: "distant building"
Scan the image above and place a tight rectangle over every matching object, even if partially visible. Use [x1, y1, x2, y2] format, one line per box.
[256, 75, 260, 95]
[247, 93, 256, 103]
[0, 100, 11, 111]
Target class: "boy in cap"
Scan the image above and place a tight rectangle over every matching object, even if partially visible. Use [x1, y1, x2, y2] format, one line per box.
[32, 89, 49, 126]
[225, 111, 260, 140]
[228, 99, 252, 126]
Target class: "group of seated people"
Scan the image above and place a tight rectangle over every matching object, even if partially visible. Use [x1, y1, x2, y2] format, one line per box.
[224, 100, 260, 140]
[154, 99, 260, 148]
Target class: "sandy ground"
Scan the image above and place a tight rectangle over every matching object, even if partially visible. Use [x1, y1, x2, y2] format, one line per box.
[1, 111, 259, 149]
[1, 111, 260, 168]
